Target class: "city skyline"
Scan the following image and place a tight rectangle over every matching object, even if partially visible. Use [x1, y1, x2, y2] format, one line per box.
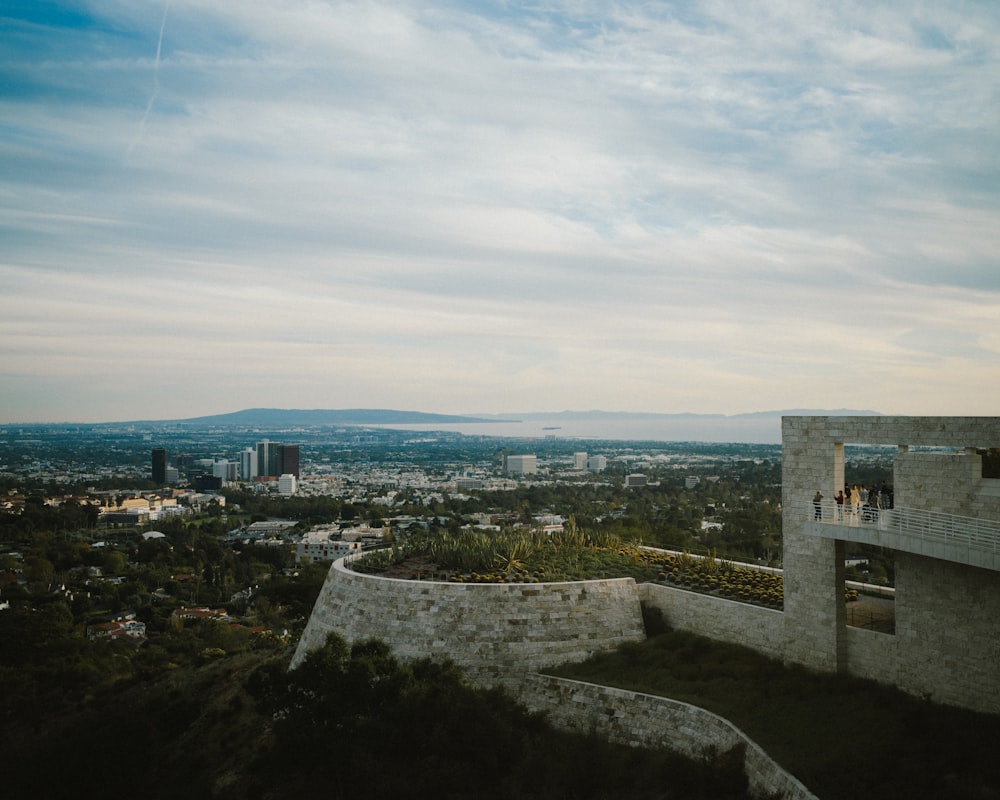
[3, 2, 999, 424]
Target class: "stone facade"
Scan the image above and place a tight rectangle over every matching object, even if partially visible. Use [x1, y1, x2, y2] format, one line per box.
[290, 558, 646, 680]
[781, 416, 1000, 714]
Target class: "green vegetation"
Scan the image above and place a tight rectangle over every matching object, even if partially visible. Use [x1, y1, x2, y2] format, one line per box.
[2, 630, 760, 800]
[549, 628, 1000, 800]
[253, 633, 758, 799]
[353, 528, 794, 608]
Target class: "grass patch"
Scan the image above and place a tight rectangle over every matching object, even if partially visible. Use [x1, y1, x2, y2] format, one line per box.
[547, 629, 1000, 800]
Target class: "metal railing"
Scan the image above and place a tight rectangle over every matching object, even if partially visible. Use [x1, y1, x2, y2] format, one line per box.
[800, 499, 1000, 566]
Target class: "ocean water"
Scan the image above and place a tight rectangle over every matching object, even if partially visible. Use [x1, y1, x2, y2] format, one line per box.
[377, 415, 782, 444]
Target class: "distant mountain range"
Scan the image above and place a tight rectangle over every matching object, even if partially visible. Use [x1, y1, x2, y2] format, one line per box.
[138, 407, 882, 444]
[164, 407, 881, 428]
[173, 408, 505, 426]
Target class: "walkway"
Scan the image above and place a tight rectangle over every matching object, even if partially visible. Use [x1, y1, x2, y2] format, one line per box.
[801, 500, 1000, 572]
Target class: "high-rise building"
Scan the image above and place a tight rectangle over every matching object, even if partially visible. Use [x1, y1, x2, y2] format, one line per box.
[278, 444, 300, 478]
[213, 461, 239, 482]
[239, 447, 257, 480]
[253, 440, 300, 478]
[256, 439, 279, 478]
[151, 448, 167, 484]
[574, 452, 588, 470]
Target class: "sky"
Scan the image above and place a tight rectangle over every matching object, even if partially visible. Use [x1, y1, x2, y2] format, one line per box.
[2, 1, 999, 424]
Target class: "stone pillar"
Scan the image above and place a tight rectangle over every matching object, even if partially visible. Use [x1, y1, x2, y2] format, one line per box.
[781, 417, 847, 673]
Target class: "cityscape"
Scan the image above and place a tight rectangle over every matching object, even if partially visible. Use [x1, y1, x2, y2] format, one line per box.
[6, 412, 1000, 796]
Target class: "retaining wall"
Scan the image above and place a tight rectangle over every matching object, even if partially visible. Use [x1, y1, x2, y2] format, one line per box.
[638, 582, 786, 660]
[517, 673, 818, 800]
[291, 558, 646, 681]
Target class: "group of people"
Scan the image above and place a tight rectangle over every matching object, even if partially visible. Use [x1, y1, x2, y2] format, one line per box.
[834, 482, 893, 523]
[812, 482, 893, 523]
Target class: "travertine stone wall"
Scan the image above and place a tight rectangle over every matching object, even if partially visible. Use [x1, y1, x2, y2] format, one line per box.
[893, 551, 1000, 711]
[896, 449, 1000, 518]
[781, 416, 1000, 714]
[844, 626, 896, 685]
[291, 558, 646, 682]
[517, 674, 818, 800]
[637, 583, 785, 660]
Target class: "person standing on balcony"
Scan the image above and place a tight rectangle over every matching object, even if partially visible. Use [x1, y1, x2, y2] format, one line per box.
[835, 489, 845, 521]
[850, 485, 861, 524]
[813, 490, 824, 520]
[867, 484, 881, 524]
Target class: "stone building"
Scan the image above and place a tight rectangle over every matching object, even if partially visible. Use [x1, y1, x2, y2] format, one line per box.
[780, 416, 1000, 713]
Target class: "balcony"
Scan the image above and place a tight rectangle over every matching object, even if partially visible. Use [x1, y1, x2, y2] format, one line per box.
[798, 500, 1000, 572]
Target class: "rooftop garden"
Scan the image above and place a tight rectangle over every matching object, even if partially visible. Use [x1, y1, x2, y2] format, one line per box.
[349, 525, 789, 609]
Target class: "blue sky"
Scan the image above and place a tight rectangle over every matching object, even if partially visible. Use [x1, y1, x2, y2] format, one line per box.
[2, 1, 999, 423]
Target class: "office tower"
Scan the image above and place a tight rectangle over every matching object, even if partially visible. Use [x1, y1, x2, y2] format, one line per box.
[256, 439, 279, 478]
[278, 444, 300, 478]
[574, 452, 588, 470]
[151, 448, 167, 484]
[212, 461, 238, 482]
[240, 447, 257, 480]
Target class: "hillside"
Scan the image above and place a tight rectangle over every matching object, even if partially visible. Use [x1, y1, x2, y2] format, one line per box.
[0, 635, 756, 800]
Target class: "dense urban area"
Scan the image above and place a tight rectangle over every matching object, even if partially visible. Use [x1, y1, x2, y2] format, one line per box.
[1, 420, 905, 797]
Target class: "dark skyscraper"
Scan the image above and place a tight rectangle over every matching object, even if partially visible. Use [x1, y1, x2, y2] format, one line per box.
[151, 448, 167, 484]
[278, 444, 300, 478]
[255, 440, 300, 478]
[256, 439, 278, 478]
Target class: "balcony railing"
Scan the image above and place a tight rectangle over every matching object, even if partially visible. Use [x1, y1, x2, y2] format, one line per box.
[799, 499, 1000, 570]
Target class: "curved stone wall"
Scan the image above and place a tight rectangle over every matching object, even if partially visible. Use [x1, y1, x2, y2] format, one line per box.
[291, 557, 646, 683]
[518, 674, 818, 800]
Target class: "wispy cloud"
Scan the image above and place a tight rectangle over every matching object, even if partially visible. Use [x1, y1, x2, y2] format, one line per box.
[127, 0, 170, 159]
[1, 1, 998, 422]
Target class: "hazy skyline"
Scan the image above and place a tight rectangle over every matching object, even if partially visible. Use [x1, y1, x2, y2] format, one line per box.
[3, 1, 999, 424]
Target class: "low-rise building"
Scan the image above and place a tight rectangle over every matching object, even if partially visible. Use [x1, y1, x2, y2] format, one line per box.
[296, 531, 362, 564]
[506, 454, 537, 476]
[172, 606, 233, 622]
[86, 618, 147, 640]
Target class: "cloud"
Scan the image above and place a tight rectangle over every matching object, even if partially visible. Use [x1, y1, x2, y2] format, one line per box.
[1, 1, 999, 422]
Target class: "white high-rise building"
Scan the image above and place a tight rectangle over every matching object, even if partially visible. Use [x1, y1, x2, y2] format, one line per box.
[278, 473, 297, 496]
[213, 460, 239, 482]
[574, 452, 588, 470]
[587, 455, 607, 472]
[240, 447, 257, 480]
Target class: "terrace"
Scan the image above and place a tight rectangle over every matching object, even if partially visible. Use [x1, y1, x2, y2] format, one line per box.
[798, 498, 1000, 572]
